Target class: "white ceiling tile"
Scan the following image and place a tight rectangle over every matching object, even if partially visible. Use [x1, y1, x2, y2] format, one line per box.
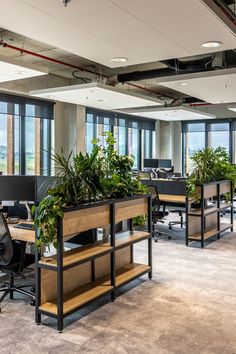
[127, 106, 215, 121]
[30, 82, 163, 109]
[0, 0, 235, 67]
[157, 69, 236, 104]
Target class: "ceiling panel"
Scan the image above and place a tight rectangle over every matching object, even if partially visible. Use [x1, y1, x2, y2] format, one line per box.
[127, 106, 215, 121]
[30, 82, 163, 109]
[0, 0, 234, 68]
[0, 55, 48, 82]
[156, 68, 236, 104]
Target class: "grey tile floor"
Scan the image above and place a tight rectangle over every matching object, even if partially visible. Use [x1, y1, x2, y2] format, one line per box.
[0, 213, 236, 354]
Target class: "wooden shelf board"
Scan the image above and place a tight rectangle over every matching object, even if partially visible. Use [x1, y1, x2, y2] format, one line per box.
[39, 279, 113, 315]
[189, 228, 219, 241]
[39, 243, 112, 268]
[101, 231, 150, 250]
[115, 263, 151, 287]
[220, 223, 233, 233]
[220, 203, 233, 211]
[188, 206, 218, 216]
[115, 231, 150, 249]
[189, 223, 233, 241]
[39, 263, 149, 316]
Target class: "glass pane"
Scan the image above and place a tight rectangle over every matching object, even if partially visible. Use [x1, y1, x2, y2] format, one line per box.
[128, 128, 140, 169]
[96, 124, 110, 148]
[114, 125, 127, 155]
[14, 115, 20, 175]
[188, 123, 205, 132]
[210, 123, 229, 131]
[209, 131, 230, 152]
[185, 131, 205, 173]
[0, 104, 7, 174]
[25, 105, 36, 175]
[86, 122, 94, 153]
[42, 119, 51, 175]
[144, 130, 152, 159]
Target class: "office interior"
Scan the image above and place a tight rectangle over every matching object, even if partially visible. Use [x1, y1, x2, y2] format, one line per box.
[0, 1, 236, 353]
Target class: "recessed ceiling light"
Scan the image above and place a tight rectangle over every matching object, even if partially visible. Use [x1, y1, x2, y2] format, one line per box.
[201, 41, 222, 48]
[110, 57, 128, 63]
[178, 82, 188, 86]
[98, 99, 108, 103]
[14, 70, 27, 76]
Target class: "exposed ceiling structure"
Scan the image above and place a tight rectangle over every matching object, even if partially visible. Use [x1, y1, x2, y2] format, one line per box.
[0, 0, 235, 120]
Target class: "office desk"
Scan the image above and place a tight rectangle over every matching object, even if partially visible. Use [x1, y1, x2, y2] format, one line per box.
[9, 222, 35, 243]
[159, 194, 186, 205]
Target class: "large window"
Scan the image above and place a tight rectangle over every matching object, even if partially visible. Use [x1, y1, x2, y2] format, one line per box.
[0, 94, 53, 175]
[182, 120, 234, 174]
[85, 108, 155, 169]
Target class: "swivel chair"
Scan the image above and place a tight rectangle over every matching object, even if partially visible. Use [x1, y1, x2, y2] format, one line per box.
[147, 185, 170, 242]
[0, 213, 35, 312]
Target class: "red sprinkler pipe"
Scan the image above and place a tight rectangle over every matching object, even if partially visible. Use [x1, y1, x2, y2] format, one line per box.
[0, 41, 170, 99]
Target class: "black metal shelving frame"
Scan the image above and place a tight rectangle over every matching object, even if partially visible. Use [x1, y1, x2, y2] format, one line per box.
[35, 194, 152, 331]
[186, 180, 234, 248]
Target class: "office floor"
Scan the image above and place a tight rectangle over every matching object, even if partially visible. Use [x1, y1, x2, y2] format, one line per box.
[1, 215, 236, 354]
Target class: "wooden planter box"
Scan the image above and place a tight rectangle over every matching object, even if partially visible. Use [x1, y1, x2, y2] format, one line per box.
[186, 180, 233, 248]
[35, 195, 152, 331]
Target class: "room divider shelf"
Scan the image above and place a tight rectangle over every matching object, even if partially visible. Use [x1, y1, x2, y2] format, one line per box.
[115, 263, 151, 287]
[186, 180, 234, 248]
[38, 243, 113, 271]
[39, 277, 113, 316]
[35, 195, 152, 331]
[101, 230, 151, 250]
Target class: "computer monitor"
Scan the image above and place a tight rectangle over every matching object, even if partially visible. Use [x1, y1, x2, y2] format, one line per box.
[158, 159, 172, 169]
[0, 176, 36, 201]
[144, 159, 159, 168]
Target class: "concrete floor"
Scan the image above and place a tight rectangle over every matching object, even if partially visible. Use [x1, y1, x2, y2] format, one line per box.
[1, 219, 236, 354]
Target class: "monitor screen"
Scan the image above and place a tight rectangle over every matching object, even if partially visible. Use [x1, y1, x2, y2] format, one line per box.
[0, 176, 36, 201]
[144, 159, 158, 168]
[158, 159, 172, 169]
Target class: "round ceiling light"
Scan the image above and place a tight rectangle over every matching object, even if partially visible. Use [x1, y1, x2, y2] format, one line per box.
[201, 41, 222, 48]
[110, 57, 128, 63]
[178, 82, 188, 86]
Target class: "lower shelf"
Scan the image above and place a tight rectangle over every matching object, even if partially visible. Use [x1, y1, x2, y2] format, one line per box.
[39, 263, 150, 316]
[188, 223, 233, 241]
[116, 263, 151, 287]
[39, 279, 113, 316]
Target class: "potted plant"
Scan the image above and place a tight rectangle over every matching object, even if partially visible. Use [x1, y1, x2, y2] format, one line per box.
[34, 132, 148, 249]
[187, 147, 236, 203]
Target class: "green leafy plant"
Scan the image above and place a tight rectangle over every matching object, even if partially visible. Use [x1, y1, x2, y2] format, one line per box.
[33, 194, 65, 249]
[34, 132, 148, 249]
[187, 147, 236, 200]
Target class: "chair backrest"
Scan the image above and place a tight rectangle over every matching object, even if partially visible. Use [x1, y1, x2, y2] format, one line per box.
[0, 213, 13, 266]
[147, 184, 161, 210]
[138, 170, 151, 179]
[157, 169, 168, 179]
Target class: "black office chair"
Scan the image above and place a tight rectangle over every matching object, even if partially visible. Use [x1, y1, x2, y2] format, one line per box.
[147, 185, 170, 242]
[0, 213, 35, 312]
